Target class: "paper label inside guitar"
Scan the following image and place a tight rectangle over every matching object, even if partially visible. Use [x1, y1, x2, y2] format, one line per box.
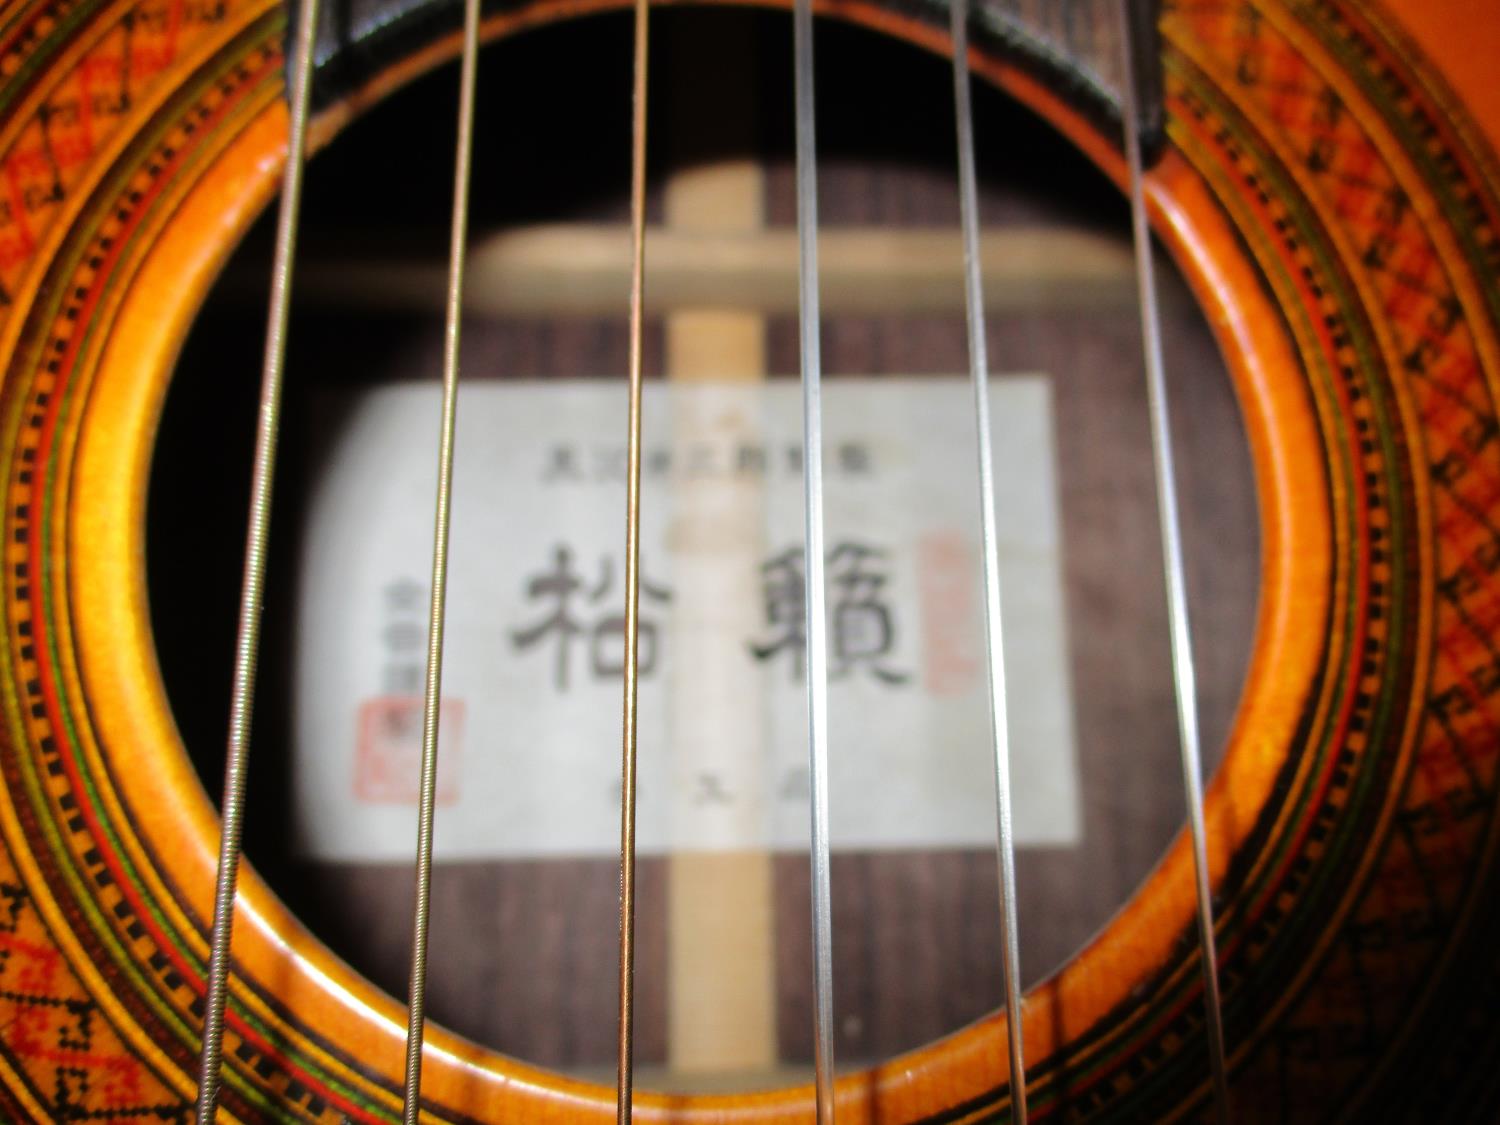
[293, 377, 1080, 858]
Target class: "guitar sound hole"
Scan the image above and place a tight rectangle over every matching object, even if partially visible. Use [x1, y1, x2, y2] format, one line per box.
[146, 8, 1257, 1088]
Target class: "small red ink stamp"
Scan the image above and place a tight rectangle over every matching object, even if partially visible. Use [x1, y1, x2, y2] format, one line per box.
[918, 530, 979, 697]
[354, 696, 464, 805]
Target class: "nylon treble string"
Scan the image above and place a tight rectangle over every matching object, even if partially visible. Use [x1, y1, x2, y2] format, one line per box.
[791, 0, 837, 1119]
[948, 0, 1029, 1118]
[1117, 1, 1231, 1119]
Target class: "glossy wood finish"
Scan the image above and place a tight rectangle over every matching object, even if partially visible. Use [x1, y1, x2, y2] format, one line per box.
[0, 0, 1494, 1120]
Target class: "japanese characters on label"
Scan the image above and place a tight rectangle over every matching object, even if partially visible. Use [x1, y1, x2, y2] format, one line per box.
[292, 378, 1079, 859]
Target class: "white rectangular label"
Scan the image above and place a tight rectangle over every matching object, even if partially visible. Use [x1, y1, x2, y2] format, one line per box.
[293, 377, 1079, 859]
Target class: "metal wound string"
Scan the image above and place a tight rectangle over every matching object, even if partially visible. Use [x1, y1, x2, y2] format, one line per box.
[400, 0, 480, 1114]
[193, 0, 320, 1114]
[615, 0, 650, 1116]
[792, 0, 836, 1118]
[1116, 2, 1230, 1119]
[948, 1, 1027, 1119]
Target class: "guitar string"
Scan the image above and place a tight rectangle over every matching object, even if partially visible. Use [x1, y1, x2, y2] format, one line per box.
[616, 0, 650, 1114]
[1116, 1, 1231, 1119]
[792, 0, 836, 1119]
[400, 0, 481, 1112]
[194, 11, 1206, 1125]
[192, 0, 321, 1114]
[947, 1, 1028, 1120]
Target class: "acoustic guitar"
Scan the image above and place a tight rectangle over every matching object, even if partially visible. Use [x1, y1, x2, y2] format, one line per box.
[0, 0, 1494, 1118]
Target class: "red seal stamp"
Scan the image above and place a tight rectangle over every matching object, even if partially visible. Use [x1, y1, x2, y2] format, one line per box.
[917, 530, 980, 697]
[354, 696, 464, 804]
